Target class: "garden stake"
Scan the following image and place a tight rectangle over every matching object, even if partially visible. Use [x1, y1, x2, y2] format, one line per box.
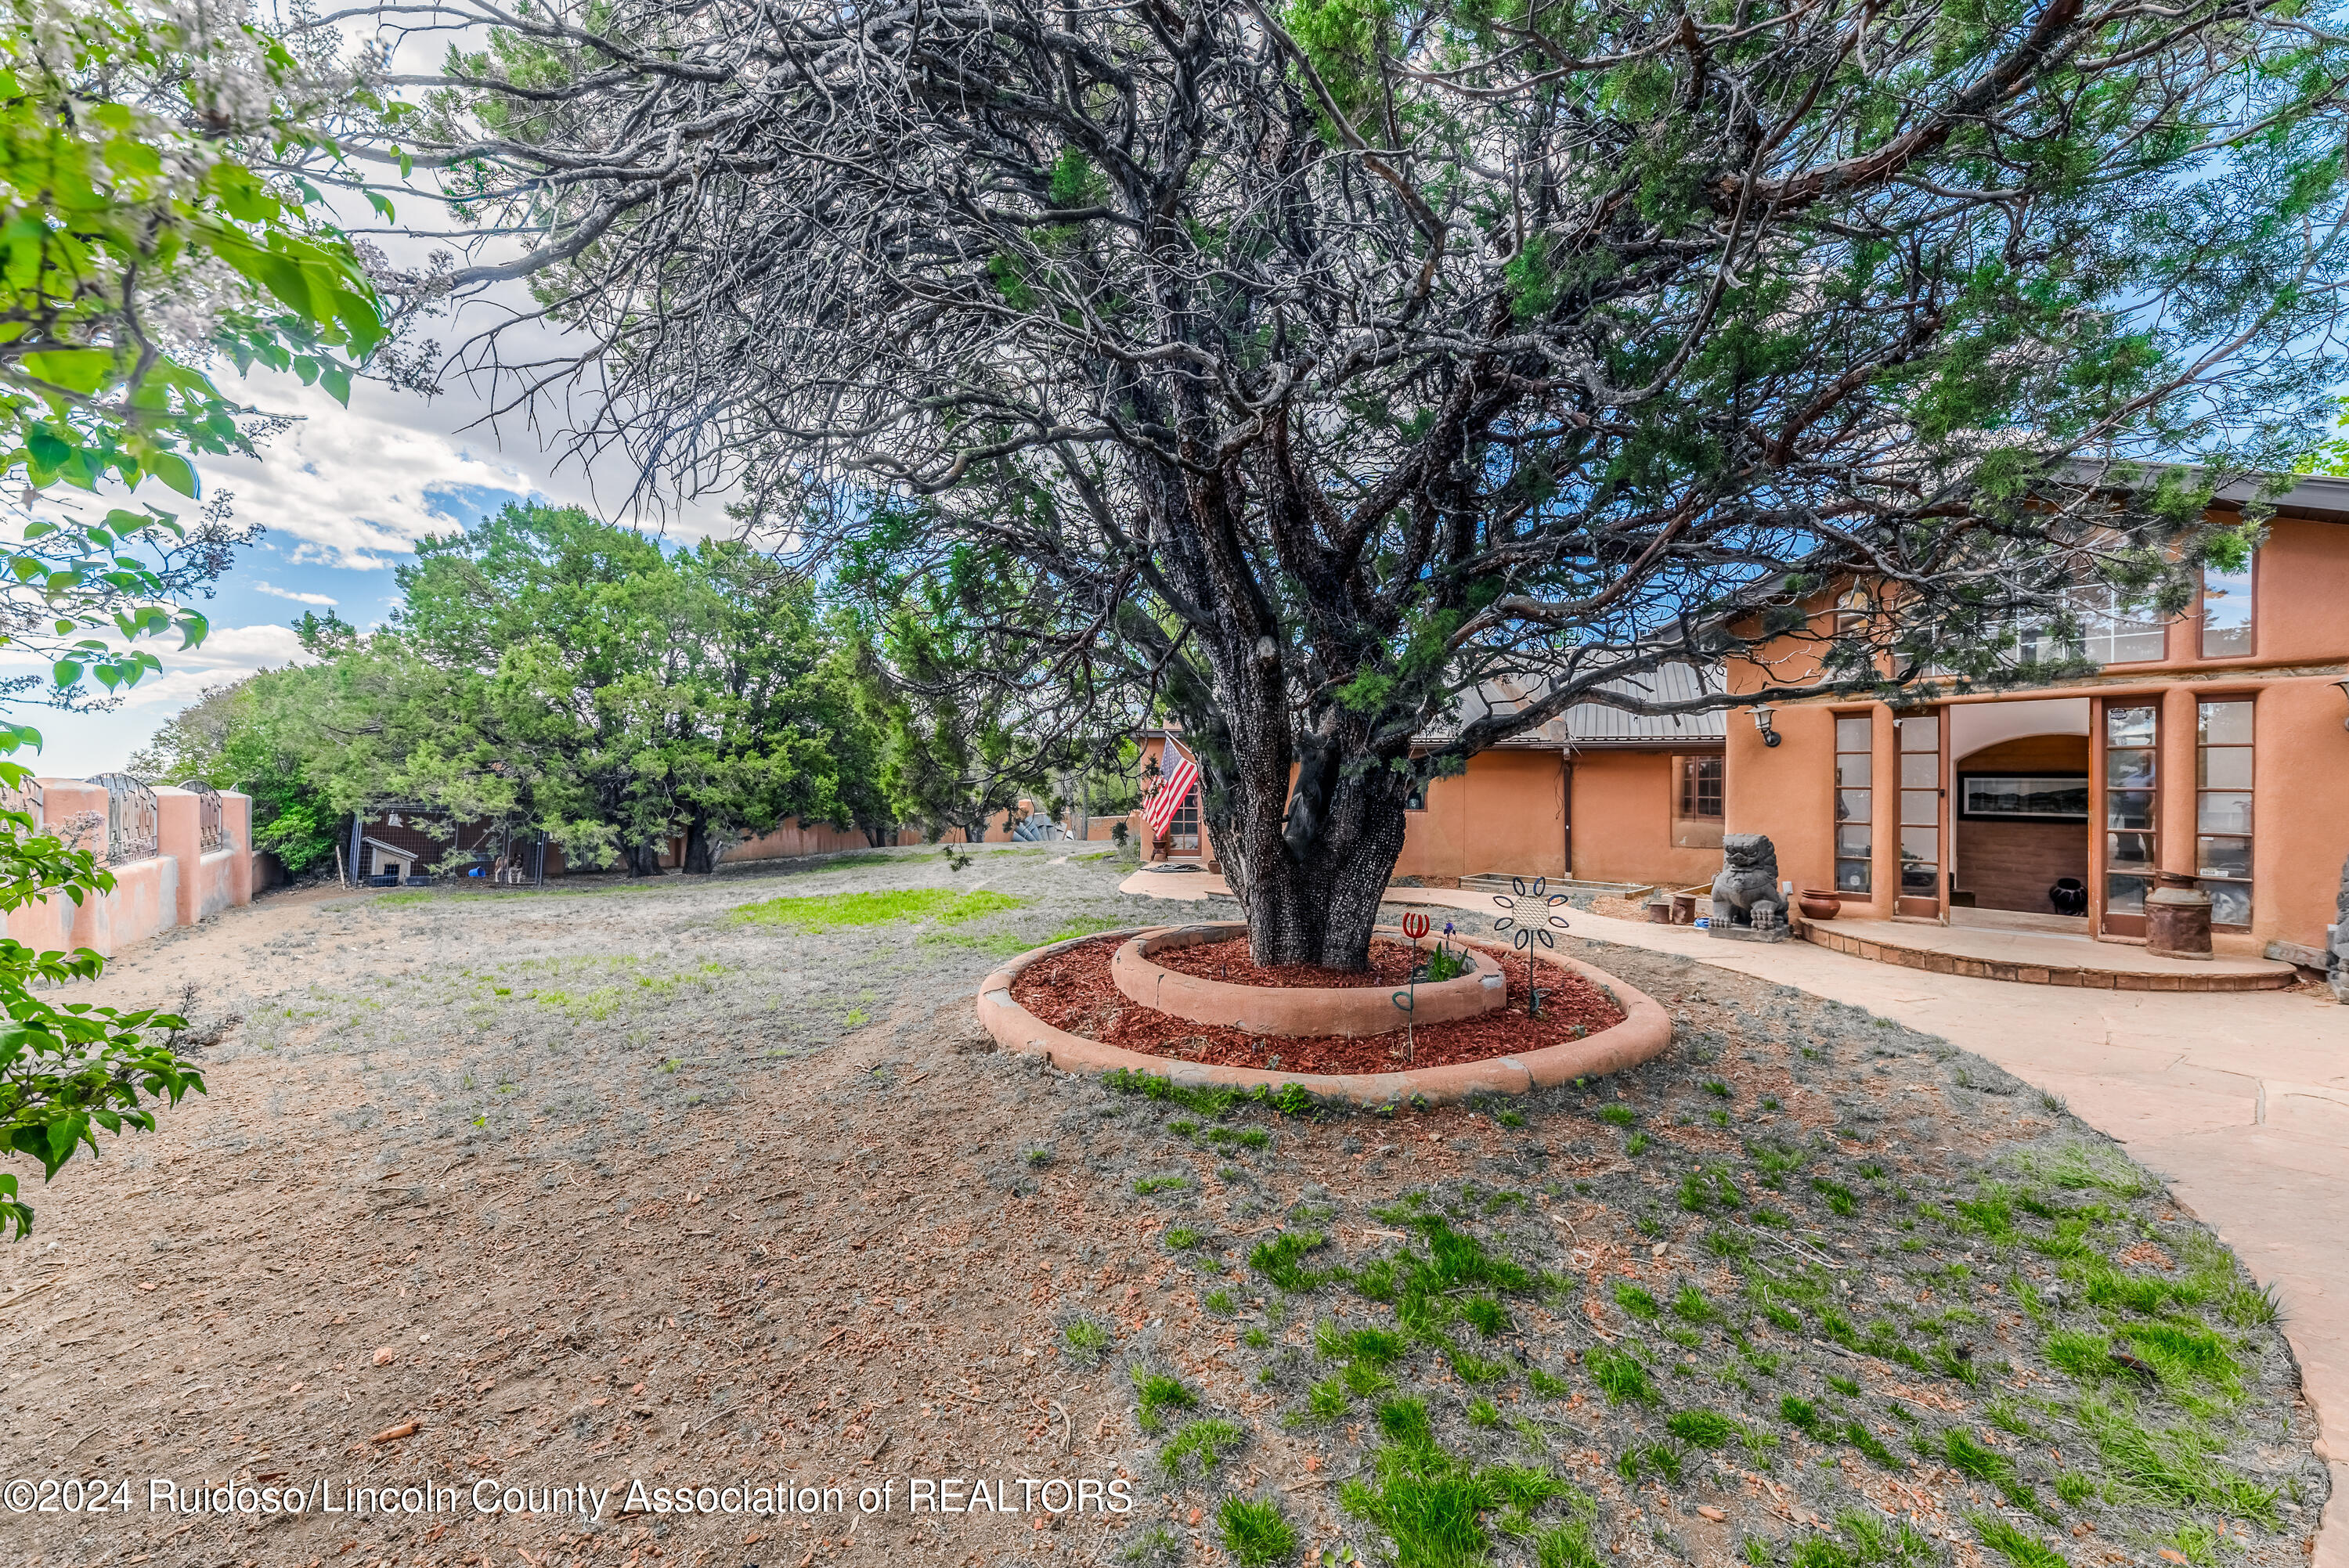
[1392, 911, 1431, 1064]
[1492, 877, 1571, 1019]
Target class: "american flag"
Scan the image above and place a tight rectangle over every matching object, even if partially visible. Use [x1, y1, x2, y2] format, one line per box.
[1143, 738, 1201, 839]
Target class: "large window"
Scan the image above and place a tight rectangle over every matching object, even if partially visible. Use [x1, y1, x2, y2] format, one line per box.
[2196, 698, 2253, 928]
[2019, 585, 2168, 667]
[2201, 560, 2255, 658]
[1897, 712, 1941, 907]
[2102, 703, 2159, 929]
[1677, 756, 1723, 820]
[1833, 714, 1871, 895]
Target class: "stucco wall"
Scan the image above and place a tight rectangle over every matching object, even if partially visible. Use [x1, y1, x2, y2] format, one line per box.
[194, 849, 236, 922]
[2252, 677, 2349, 953]
[65, 856, 179, 958]
[1568, 752, 1720, 889]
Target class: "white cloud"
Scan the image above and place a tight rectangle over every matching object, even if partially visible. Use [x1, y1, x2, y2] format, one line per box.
[254, 580, 339, 606]
[195, 376, 543, 568]
[0, 623, 309, 712]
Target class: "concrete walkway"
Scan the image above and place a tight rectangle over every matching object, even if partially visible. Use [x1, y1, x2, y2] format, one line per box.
[1120, 869, 2349, 1562]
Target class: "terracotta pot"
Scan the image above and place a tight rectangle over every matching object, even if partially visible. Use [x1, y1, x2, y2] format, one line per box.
[1796, 889, 1842, 921]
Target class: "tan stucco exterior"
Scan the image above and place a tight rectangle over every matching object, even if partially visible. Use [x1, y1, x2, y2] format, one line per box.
[1726, 506, 2349, 957]
[1136, 734, 1714, 889]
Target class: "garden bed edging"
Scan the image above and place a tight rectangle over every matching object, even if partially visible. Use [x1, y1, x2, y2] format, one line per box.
[976, 926, 1673, 1107]
[1110, 922, 1506, 1036]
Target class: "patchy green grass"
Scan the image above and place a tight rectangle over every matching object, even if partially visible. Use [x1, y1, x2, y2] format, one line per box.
[731, 887, 1028, 931]
[1585, 1344, 1654, 1405]
[1972, 1516, 2069, 1568]
[1216, 1496, 1296, 1568]
[1161, 1416, 1245, 1479]
[1131, 1368, 1196, 1436]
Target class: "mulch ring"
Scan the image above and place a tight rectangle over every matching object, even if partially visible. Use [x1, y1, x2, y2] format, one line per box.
[1147, 935, 1427, 989]
[1011, 936, 1626, 1075]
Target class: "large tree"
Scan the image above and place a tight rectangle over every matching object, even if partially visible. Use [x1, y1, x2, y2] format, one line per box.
[240, 503, 873, 874]
[376, 0, 2349, 966]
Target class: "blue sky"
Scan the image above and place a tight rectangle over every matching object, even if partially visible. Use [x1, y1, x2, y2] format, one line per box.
[19, 356, 729, 778]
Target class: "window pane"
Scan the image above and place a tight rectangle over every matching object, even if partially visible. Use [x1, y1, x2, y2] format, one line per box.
[2105, 625, 2167, 662]
[2107, 831, 2156, 870]
[1901, 789, 1939, 827]
[2197, 699, 2253, 745]
[2197, 836, 2252, 879]
[2105, 748, 2154, 787]
[1900, 827, 1937, 867]
[1900, 752, 1937, 788]
[1835, 716, 1871, 752]
[2197, 792, 2252, 834]
[1900, 862, 1939, 896]
[2106, 874, 2148, 914]
[2196, 748, 2251, 789]
[1836, 753, 1872, 788]
[2105, 790, 2154, 831]
[1836, 825, 1872, 859]
[2208, 880, 2252, 928]
[1838, 790, 1872, 825]
[2105, 705, 2156, 746]
[1899, 715, 1939, 753]
[2202, 567, 2253, 659]
[1835, 859, 1871, 893]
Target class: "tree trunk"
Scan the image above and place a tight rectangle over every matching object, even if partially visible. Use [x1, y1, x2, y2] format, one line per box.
[681, 821, 717, 874]
[1218, 733, 1414, 971]
[624, 841, 665, 878]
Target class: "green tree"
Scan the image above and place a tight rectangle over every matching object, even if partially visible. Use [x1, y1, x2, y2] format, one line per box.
[246, 503, 878, 874]
[397, 0, 2349, 968]
[0, 0, 391, 1235]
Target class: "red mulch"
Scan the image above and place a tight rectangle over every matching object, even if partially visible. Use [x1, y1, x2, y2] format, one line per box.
[1012, 937, 1628, 1076]
[1149, 935, 1426, 989]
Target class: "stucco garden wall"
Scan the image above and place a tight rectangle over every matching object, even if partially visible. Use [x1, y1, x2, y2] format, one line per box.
[0, 782, 256, 960]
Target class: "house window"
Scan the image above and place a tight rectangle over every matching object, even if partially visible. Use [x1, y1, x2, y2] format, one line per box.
[1404, 779, 1427, 811]
[1167, 788, 1200, 853]
[2201, 559, 2254, 658]
[1897, 712, 1941, 904]
[1677, 756, 1723, 820]
[1832, 714, 1872, 895]
[2021, 585, 2167, 666]
[2196, 697, 2253, 928]
[2103, 702, 2159, 923]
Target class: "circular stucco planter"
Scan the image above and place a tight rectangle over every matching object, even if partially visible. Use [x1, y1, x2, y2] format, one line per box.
[1110, 922, 1506, 1036]
[976, 926, 1672, 1108]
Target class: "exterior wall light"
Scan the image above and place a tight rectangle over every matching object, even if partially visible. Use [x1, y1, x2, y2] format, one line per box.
[1752, 705, 1782, 748]
[2336, 677, 2349, 731]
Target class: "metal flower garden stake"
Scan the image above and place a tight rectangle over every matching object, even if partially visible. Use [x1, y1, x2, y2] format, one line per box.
[1492, 877, 1572, 1018]
[1391, 911, 1431, 1063]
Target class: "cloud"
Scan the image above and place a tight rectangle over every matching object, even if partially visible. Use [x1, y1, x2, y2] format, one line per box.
[193, 375, 544, 568]
[0, 622, 310, 712]
[254, 581, 339, 607]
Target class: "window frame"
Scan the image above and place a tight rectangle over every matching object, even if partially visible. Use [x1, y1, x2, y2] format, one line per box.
[2194, 696, 2254, 930]
[1831, 711, 1873, 896]
[1676, 754, 1723, 822]
[2197, 553, 2258, 662]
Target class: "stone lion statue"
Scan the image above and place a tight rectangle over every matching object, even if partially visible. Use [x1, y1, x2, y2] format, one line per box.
[1711, 834, 1788, 929]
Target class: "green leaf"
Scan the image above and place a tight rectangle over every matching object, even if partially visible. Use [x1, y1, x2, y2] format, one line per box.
[144, 452, 198, 498]
[50, 660, 81, 687]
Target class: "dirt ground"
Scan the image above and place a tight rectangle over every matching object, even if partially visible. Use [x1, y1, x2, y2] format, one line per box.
[0, 846, 2327, 1568]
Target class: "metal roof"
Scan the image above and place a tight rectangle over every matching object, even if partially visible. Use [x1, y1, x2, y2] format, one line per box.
[1420, 663, 1727, 750]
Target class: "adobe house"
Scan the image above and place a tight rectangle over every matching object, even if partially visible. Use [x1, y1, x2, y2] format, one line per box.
[1135, 668, 1727, 890]
[1720, 474, 2349, 962]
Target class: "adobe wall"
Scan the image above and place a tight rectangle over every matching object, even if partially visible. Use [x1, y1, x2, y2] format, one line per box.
[1, 782, 256, 961]
[1568, 751, 1721, 889]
